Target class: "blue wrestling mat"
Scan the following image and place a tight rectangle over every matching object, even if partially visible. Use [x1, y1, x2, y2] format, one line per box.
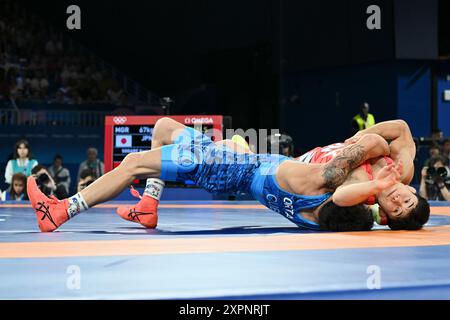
[1, 200, 450, 299]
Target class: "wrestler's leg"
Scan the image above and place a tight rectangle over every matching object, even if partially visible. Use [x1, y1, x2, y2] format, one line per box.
[27, 147, 164, 232]
[80, 148, 162, 207]
[126, 118, 195, 212]
[152, 117, 252, 153]
[117, 118, 251, 227]
[117, 118, 212, 227]
[123, 117, 187, 212]
[151, 117, 187, 149]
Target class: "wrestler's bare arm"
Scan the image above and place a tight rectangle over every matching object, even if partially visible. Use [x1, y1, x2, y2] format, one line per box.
[333, 163, 401, 206]
[347, 120, 415, 183]
[279, 133, 389, 194]
[321, 134, 390, 190]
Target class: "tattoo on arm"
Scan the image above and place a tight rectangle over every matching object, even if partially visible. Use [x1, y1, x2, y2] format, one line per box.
[322, 144, 365, 190]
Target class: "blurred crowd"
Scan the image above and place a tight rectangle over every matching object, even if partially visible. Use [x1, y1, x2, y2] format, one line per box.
[0, 1, 128, 106]
[1, 139, 104, 201]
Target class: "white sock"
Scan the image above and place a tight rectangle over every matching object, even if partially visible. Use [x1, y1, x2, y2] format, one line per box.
[67, 193, 89, 219]
[143, 178, 165, 201]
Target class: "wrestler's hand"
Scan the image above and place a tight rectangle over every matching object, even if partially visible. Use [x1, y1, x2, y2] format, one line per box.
[373, 164, 401, 191]
[421, 166, 428, 178]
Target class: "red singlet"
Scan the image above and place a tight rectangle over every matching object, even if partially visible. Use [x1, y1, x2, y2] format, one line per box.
[296, 143, 394, 205]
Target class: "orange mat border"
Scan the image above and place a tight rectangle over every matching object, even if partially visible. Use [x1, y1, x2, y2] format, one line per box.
[1, 203, 450, 215]
[2, 225, 450, 259]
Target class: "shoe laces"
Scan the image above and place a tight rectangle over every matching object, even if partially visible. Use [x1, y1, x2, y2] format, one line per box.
[130, 186, 142, 199]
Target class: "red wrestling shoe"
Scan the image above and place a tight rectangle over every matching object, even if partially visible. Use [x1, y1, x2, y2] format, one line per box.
[116, 186, 159, 228]
[27, 176, 69, 232]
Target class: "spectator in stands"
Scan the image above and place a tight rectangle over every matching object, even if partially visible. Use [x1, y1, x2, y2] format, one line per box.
[31, 164, 68, 199]
[351, 102, 376, 135]
[420, 156, 450, 201]
[77, 168, 96, 192]
[443, 138, 450, 162]
[106, 81, 124, 105]
[47, 154, 71, 196]
[0, 172, 28, 201]
[78, 147, 104, 181]
[431, 128, 444, 144]
[0, 0, 131, 106]
[4, 139, 38, 185]
[424, 143, 441, 167]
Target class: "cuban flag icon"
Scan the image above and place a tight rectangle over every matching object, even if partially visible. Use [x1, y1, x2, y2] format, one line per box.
[115, 135, 132, 147]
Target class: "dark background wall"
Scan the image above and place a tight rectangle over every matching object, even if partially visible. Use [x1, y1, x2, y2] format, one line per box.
[281, 62, 398, 152]
[14, 0, 449, 149]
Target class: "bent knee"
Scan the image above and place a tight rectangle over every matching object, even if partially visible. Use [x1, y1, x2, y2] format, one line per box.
[121, 152, 145, 170]
[155, 117, 177, 129]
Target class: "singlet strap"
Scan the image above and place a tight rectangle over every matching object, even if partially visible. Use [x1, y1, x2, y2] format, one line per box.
[362, 161, 376, 205]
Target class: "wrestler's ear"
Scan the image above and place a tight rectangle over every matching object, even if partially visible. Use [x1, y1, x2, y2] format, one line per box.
[378, 207, 389, 225]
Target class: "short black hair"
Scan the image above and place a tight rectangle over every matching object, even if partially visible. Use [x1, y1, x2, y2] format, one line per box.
[79, 168, 94, 179]
[429, 143, 440, 150]
[54, 154, 63, 161]
[429, 155, 449, 167]
[318, 202, 374, 232]
[31, 164, 47, 175]
[387, 195, 430, 230]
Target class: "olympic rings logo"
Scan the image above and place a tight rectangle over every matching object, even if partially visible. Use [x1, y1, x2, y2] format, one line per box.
[113, 117, 127, 125]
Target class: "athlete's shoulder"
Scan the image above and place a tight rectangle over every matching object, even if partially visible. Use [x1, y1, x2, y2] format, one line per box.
[297, 143, 347, 164]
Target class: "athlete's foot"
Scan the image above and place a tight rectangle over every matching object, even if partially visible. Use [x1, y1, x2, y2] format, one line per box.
[27, 176, 69, 232]
[116, 186, 158, 228]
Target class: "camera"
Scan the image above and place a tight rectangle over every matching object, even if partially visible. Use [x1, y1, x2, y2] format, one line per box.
[267, 133, 294, 156]
[35, 172, 52, 196]
[426, 166, 450, 184]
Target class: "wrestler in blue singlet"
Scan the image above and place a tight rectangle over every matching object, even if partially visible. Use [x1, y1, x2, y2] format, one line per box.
[159, 127, 332, 230]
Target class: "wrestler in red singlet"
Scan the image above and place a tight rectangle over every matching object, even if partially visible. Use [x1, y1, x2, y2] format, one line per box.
[296, 142, 395, 205]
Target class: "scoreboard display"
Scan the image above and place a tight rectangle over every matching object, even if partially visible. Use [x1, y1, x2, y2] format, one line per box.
[112, 125, 153, 164]
[104, 115, 223, 173]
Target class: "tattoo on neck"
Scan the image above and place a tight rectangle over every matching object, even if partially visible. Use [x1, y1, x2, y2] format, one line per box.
[322, 144, 365, 190]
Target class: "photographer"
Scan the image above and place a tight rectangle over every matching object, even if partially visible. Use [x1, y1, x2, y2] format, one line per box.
[31, 165, 68, 199]
[420, 156, 450, 201]
[47, 155, 71, 196]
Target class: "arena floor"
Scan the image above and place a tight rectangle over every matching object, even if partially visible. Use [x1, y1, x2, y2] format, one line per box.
[1, 200, 450, 299]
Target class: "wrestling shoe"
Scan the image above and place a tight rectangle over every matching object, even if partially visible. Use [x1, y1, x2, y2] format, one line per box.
[116, 186, 159, 228]
[27, 176, 69, 232]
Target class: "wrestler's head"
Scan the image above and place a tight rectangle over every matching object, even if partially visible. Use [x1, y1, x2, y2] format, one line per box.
[318, 202, 374, 231]
[377, 182, 430, 230]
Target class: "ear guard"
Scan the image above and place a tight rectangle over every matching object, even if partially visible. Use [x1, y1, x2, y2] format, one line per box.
[370, 203, 388, 225]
